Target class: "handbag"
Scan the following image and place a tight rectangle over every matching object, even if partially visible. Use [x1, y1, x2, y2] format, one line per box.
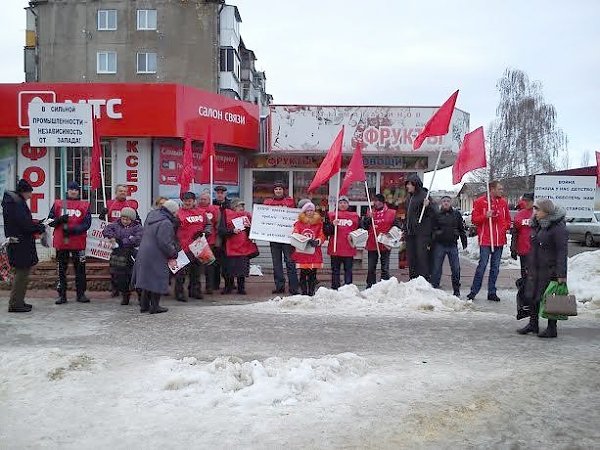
[545, 293, 577, 316]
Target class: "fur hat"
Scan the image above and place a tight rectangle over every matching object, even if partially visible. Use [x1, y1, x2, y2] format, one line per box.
[535, 198, 555, 214]
[120, 207, 137, 220]
[162, 199, 180, 215]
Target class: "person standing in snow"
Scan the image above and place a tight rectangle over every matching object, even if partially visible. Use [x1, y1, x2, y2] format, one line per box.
[404, 174, 434, 281]
[511, 192, 535, 279]
[292, 202, 325, 296]
[518, 198, 568, 338]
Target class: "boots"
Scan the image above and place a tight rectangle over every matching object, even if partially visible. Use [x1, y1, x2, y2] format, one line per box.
[149, 293, 168, 314]
[121, 291, 130, 306]
[189, 284, 203, 300]
[237, 277, 246, 295]
[140, 290, 150, 313]
[55, 294, 67, 305]
[517, 313, 539, 335]
[307, 270, 317, 297]
[221, 277, 234, 295]
[299, 271, 308, 296]
[175, 279, 187, 302]
[538, 319, 557, 338]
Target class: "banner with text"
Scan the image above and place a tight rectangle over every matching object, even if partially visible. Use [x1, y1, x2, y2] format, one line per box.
[85, 218, 112, 260]
[249, 205, 301, 244]
[534, 175, 596, 218]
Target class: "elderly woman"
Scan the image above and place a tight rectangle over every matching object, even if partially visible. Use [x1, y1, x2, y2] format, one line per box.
[518, 198, 568, 338]
[132, 200, 180, 314]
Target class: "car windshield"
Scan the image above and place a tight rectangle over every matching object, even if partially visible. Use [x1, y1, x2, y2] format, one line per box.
[595, 213, 600, 221]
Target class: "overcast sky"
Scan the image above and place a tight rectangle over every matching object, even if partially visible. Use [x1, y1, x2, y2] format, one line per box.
[1, 0, 598, 190]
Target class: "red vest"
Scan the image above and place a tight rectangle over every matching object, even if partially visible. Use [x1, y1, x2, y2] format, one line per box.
[365, 206, 396, 252]
[327, 210, 359, 257]
[292, 214, 325, 265]
[52, 199, 90, 250]
[198, 204, 220, 246]
[107, 199, 139, 223]
[513, 208, 533, 255]
[264, 197, 296, 208]
[224, 210, 255, 257]
[177, 207, 207, 249]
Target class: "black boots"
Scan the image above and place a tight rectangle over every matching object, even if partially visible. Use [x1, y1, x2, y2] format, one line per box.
[517, 315, 539, 335]
[221, 277, 234, 295]
[8, 304, 32, 313]
[175, 279, 187, 302]
[76, 295, 90, 303]
[237, 277, 246, 295]
[121, 292, 130, 306]
[300, 270, 317, 296]
[149, 292, 168, 314]
[487, 293, 501, 302]
[140, 291, 150, 313]
[55, 295, 67, 305]
[538, 319, 558, 338]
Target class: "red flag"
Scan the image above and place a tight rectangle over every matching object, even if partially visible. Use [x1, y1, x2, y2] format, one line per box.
[596, 151, 600, 187]
[413, 90, 459, 150]
[452, 126, 487, 184]
[308, 127, 344, 193]
[179, 135, 194, 195]
[199, 126, 215, 184]
[340, 141, 366, 195]
[90, 118, 102, 190]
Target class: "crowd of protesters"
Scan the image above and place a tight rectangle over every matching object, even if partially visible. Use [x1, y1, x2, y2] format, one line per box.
[2, 175, 569, 337]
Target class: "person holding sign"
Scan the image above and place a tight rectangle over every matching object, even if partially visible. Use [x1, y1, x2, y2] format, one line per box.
[132, 200, 180, 314]
[467, 181, 511, 302]
[324, 196, 359, 289]
[404, 174, 434, 281]
[219, 199, 255, 295]
[292, 202, 325, 296]
[264, 181, 300, 295]
[48, 181, 92, 305]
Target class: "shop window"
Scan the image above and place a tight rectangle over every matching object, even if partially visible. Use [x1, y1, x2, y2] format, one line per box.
[97, 51, 117, 74]
[137, 52, 157, 74]
[97, 10, 117, 31]
[137, 9, 157, 30]
[53, 144, 112, 215]
[293, 171, 328, 213]
[252, 171, 289, 205]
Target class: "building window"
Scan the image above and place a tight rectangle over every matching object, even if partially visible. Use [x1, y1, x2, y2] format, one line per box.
[252, 171, 290, 205]
[137, 52, 157, 74]
[97, 52, 117, 74]
[97, 10, 117, 31]
[137, 9, 157, 30]
[219, 47, 240, 80]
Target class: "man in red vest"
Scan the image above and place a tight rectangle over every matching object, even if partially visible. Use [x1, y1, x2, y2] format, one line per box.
[100, 184, 139, 223]
[48, 181, 92, 304]
[511, 192, 534, 279]
[197, 190, 220, 294]
[175, 192, 209, 301]
[263, 181, 299, 295]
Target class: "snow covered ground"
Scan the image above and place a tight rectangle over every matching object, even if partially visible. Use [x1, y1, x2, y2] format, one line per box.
[1, 277, 599, 449]
[568, 249, 600, 310]
[461, 235, 521, 269]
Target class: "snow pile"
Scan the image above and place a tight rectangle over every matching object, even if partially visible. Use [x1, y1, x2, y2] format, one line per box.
[270, 277, 471, 315]
[461, 235, 520, 269]
[160, 352, 369, 406]
[568, 250, 600, 310]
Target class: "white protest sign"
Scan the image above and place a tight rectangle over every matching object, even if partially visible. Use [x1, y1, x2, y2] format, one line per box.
[28, 102, 93, 147]
[85, 218, 112, 260]
[249, 205, 301, 244]
[534, 175, 596, 218]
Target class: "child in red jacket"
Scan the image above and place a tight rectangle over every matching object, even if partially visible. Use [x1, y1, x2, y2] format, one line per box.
[292, 202, 325, 296]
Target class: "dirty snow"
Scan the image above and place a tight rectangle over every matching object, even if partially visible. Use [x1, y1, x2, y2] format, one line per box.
[568, 249, 600, 310]
[461, 235, 521, 269]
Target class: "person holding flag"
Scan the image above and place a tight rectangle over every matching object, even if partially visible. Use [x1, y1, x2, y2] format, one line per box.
[324, 196, 359, 289]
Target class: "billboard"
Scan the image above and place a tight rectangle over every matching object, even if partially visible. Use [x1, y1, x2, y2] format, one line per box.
[269, 105, 469, 153]
[534, 175, 597, 218]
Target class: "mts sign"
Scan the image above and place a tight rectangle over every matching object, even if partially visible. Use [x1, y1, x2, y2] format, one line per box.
[18, 90, 122, 129]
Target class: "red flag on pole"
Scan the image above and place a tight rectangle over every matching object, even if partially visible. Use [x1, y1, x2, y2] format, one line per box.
[90, 118, 102, 190]
[179, 135, 194, 195]
[199, 126, 215, 184]
[413, 90, 459, 150]
[308, 127, 344, 193]
[596, 151, 600, 187]
[340, 141, 366, 195]
[452, 126, 487, 185]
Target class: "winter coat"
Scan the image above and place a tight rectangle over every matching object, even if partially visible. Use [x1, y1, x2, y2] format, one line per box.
[324, 210, 359, 257]
[525, 208, 568, 305]
[432, 207, 467, 248]
[213, 197, 232, 211]
[198, 204, 220, 246]
[132, 208, 179, 295]
[472, 194, 511, 247]
[102, 220, 143, 248]
[264, 196, 296, 208]
[221, 210, 256, 257]
[177, 207, 207, 250]
[511, 207, 533, 256]
[1, 191, 44, 269]
[292, 213, 325, 268]
[107, 199, 139, 223]
[49, 199, 92, 251]
[404, 174, 434, 239]
[361, 205, 397, 252]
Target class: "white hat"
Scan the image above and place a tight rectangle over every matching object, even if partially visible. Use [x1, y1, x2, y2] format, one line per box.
[162, 199, 180, 215]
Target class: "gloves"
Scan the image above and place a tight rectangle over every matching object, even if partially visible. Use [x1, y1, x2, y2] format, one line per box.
[48, 215, 69, 228]
[307, 239, 320, 248]
[510, 250, 518, 260]
[98, 207, 108, 221]
[35, 223, 46, 234]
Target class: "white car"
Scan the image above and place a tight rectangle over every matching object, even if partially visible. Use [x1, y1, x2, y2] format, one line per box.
[566, 212, 600, 247]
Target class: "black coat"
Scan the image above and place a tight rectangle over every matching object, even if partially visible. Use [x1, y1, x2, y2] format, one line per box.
[404, 175, 433, 239]
[525, 209, 568, 305]
[432, 207, 467, 247]
[2, 191, 44, 269]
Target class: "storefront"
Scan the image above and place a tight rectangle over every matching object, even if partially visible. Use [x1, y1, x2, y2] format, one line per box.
[245, 104, 470, 213]
[0, 83, 259, 223]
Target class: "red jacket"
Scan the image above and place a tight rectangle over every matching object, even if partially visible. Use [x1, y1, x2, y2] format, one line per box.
[327, 210, 359, 257]
[472, 194, 511, 247]
[365, 206, 396, 252]
[52, 199, 91, 251]
[292, 213, 325, 266]
[177, 207, 207, 250]
[264, 196, 296, 208]
[513, 207, 533, 255]
[198, 204, 220, 246]
[107, 199, 139, 223]
[224, 210, 255, 257]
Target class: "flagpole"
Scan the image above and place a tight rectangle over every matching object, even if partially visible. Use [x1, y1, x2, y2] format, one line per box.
[333, 171, 341, 253]
[364, 181, 380, 257]
[418, 149, 442, 224]
[209, 154, 214, 202]
[98, 147, 107, 211]
[486, 175, 495, 249]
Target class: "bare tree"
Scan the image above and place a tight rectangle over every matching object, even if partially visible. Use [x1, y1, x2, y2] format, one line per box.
[581, 150, 591, 167]
[484, 69, 568, 183]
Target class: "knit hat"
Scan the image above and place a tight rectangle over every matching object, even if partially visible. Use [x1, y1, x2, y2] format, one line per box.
[182, 191, 196, 200]
[162, 199, 180, 215]
[67, 181, 80, 190]
[301, 202, 315, 213]
[231, 198, 246, 209]
[339, 195, 350, 203]
[120, 207, 137, 220]
[297, 198, 311, 209]
[522, 192, 534, 201]
[273, 180, 286, 189]
[535, 198, 555, 214]
[374, 193, 386, 202]
[16, 179, 33, 193]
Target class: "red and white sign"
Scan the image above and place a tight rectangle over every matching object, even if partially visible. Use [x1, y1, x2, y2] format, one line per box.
[269, 105, 469, 153]
[1, 83, 259, 150]
[113, 139, 152, 220]
[17, 138, 51, 218]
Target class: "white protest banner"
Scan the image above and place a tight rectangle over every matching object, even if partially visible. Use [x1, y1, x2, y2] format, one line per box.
[249, 205, 301, 244]
[28, 102, 93, 147]
[85, 218, 112, 260]
[534, 175, 596, 218]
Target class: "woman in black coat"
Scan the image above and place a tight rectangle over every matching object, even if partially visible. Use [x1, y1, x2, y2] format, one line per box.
[518, 198, 568, 338]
